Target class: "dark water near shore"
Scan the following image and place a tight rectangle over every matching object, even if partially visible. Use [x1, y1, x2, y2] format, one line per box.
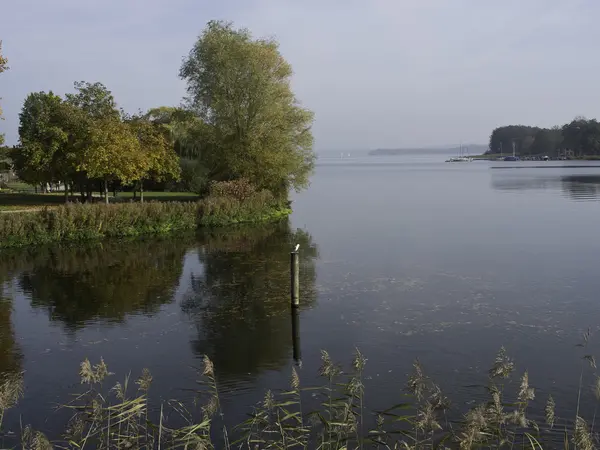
[2, 153, 600, 439]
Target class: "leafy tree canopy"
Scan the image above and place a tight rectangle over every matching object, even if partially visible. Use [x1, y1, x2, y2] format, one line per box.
[15, 83, 182, 200]
[65, 81, 119, 121]
[15, 91, 69, 184]
[126, 115, 181, 183]
[180, 21, 315, 197]
[562, 117, 600, 156]
[81, 117, 147, 186]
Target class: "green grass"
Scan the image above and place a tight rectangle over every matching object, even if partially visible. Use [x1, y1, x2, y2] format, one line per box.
[0, 191, 199, 211]
[3, 181, 34, 192]
[114, 191, 199, 200]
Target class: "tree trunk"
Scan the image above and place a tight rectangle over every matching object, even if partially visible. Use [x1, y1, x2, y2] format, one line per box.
[104, 178, 109, 204]
[64, 185, 69, 203]
[140, 180, 144, 204]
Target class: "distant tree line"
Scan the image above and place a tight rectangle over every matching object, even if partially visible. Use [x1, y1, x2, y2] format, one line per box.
[488, 117, 600, 157]
[6, 20, 315, 203]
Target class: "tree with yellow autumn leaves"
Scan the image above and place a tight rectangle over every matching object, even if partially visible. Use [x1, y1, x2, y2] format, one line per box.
[13, 82, 180, 203]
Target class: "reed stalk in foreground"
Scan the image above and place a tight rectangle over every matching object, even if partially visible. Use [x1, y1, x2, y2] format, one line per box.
[0, 334, 599, 449]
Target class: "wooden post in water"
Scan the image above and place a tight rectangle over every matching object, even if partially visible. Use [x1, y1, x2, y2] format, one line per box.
[291, 244, 300, 307]
[291, 306, 302, 365]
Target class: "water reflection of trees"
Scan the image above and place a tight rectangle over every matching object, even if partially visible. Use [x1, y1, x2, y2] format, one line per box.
[10, 239, 192, 331]
[182, 221, 318, 378]
[491, 173, 600, 201]
[0, 257, 25, 377]
[561, 175, 600, 201]
[0, 297, 22, 377]
[491, 174, 560, 192]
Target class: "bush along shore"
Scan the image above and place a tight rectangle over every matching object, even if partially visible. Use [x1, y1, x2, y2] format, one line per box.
[0, 181, 291, 249]
[0, 341, 599, 449]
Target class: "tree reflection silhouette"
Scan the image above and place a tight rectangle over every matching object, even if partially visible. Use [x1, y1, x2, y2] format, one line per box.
[0, 258, 25, 377]
[182, 221, 318, 378]
[15, 239, 192, 331]
[561, 175, 600, 201]
[0, 297, 22, 377]
[491, 172, 600, 201]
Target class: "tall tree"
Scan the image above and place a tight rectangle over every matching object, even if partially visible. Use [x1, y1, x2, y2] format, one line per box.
[15, 92, 69, 192]
[180, 21, 315, 198]
[0, 41, 9, 146]
[66, 81, 145, 202]
[65, 81, 119, 121]
[127, 117, 181, 202]
[81, 118, 147, 203]
[145, 107, 211, 194]
[145, 106, 212, 159]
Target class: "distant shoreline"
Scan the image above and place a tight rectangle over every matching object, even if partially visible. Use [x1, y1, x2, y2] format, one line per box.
[469, 154, 600, 161]
[369, 145, 487, 156]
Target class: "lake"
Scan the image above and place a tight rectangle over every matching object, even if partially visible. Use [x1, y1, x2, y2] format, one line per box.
[2, 152, 600, 441]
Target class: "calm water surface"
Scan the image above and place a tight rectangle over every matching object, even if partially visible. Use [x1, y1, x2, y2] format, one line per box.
[2, 153, 600, 438]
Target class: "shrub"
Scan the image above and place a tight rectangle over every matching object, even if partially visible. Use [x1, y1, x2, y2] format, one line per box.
[208, 178, 257, 201]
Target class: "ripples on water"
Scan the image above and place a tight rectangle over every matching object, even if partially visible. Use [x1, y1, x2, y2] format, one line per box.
[2, 155, 600, 441]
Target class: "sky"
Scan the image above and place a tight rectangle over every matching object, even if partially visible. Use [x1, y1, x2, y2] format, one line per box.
[1, 0, 600, 151]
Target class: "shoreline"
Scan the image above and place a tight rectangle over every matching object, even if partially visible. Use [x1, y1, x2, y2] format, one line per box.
[0, 201, 292, 249]
[469, 154, 600, 161]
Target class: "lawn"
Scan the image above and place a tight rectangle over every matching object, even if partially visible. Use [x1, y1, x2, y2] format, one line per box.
[0, 190, 199, 211]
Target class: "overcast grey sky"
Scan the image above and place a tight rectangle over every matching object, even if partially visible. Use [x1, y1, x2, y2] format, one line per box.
[1, 0, 599, 151]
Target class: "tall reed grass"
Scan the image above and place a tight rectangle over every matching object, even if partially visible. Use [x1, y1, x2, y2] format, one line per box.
[1, 336, 599, 449]
[0, 188, 290, 248]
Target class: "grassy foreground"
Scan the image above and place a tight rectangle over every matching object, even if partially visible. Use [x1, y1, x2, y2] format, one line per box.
[0, 190, 291, 248]
[0, 343, 597, 449]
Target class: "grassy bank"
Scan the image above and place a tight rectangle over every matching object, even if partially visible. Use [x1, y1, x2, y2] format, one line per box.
[0, 344, 597, 449]
[0, 191, 199, 211]
[0, 191, 290, 248]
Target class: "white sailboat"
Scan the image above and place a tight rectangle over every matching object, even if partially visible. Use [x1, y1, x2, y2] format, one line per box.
[446, 144, 472, 162]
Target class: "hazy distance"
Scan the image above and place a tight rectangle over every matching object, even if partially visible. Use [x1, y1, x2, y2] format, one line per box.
[2, 0, 599, 151]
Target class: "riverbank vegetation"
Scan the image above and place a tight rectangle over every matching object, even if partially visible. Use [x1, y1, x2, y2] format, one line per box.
[488, 118, 600, 159]
[0, 21, 314, 238]
[0, 180, 289, 248]
[0, 343, 598, 449]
